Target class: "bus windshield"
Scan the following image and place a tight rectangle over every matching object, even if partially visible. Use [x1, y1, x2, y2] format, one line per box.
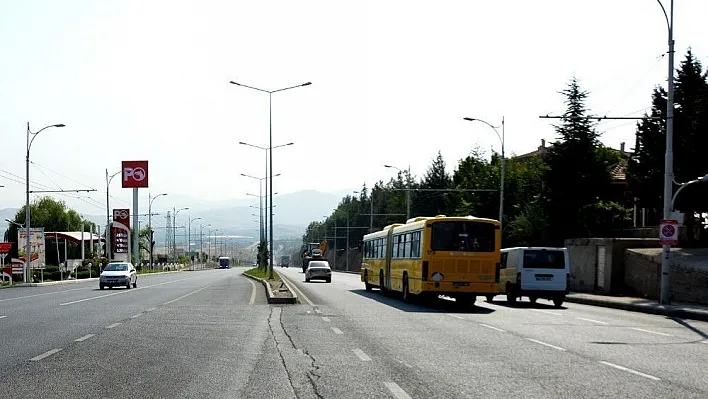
[430, 221, 495, 252]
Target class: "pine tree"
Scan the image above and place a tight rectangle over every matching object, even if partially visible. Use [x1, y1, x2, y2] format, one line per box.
[417, 151, 452, 217]
[543, 77, 613, 242]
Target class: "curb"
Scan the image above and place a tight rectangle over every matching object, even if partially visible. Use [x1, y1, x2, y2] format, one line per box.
[242, 272, 297, 304]
[565, 295, 708, 322]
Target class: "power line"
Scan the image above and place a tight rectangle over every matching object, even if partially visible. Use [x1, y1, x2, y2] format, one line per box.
[539, 115, 659, 121]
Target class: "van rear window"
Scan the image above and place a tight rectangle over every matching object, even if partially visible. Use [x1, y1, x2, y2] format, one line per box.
[523, 250, 565, 269]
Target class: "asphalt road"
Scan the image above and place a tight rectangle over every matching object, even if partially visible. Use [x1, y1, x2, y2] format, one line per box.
[276, 267, 708, 399]
[3, 266, 707, 398]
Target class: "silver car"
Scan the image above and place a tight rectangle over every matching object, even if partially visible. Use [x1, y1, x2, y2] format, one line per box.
[305, 260, 332, 283]
[99, 262, 137, 289]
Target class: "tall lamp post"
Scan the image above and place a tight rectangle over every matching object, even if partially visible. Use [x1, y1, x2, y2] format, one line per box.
[242, 173, 281, 242]
[105, 169, 121, 259]
[238, 141, 292, 245]
[148, 193, 167, 270]
[230, 79, 311, 280]
[463, 116, 506, 227]
[199, 223, 211, 268]
[384, 164, 412, 221]
[25, 122, 65, 283]
[173, 207, 189, 259]
[188, 216, 202, 269]
[657, 0, 675, 305]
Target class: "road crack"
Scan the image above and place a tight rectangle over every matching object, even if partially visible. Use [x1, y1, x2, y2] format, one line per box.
[269, 306, 324, 399]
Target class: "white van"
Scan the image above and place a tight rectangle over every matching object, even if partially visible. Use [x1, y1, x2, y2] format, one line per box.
[498, 247, 570, 307]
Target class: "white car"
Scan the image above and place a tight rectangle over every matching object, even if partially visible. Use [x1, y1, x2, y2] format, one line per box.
[99, 262, 137, 290]
[305, 260, 332, 283]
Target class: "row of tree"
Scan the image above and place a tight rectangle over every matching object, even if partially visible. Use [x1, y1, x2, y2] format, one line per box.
[300, 49, 708, 255]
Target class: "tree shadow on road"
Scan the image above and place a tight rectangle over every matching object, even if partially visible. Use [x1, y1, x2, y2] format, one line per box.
[350, 289, 495, 314]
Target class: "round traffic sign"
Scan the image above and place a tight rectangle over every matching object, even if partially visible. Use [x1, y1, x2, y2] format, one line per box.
[662, 224, 676, 237]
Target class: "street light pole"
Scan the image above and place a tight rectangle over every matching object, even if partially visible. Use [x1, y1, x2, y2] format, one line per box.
[463, 116, 506, 227]
[148, 193, 167, 270]
[173, 207, 188, 260]
[659, 0, 675, 305]
[105, 169, 120, 259]
[199, 223, 211, 268]
[230, 80, 311, 280]
[242, 173, 281, 243]
[25, 122, 65, 283]
[188, 216, 202, 269]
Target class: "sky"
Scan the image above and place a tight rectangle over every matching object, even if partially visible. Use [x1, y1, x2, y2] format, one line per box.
[1, 0, 707, 222]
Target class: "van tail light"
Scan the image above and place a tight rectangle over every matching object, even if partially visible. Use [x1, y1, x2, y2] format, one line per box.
[422, 261, 429, 281]
[495, 262, 501, 283]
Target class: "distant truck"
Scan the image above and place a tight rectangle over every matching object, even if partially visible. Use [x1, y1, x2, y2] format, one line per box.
[280, 255, 290, 268]
[301, 241, 326, 273]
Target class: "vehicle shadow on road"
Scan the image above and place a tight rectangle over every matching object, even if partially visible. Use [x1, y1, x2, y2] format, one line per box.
[488, 299, 568, 311]
[350, 289, 495, 314]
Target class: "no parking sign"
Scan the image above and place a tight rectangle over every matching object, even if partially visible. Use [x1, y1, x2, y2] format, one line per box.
[659, 219, 678, 246]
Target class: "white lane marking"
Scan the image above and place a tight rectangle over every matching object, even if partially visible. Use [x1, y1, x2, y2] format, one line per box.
[314, 308, 322, 314]
[702, 340, 708, 344]
[530, 309, 563, 316]
[321, 316, 331, 323]
[525, 338, 566, 351]
[577, 317, 609, 325]
[448, 314, 464, 320]
[30, 348, 62, 361]
[246, 277, 257, 305]
[479, 323, 506, 332]
[631, 327, 673, 337]
[352, 348, 371, 361]
[384, 382, 412, 399]
[279, 274, 314, 306]
[146, 307, 156, 312]
[331, 327, 343, 335]
[130, 313, 142, 318]
[163, 285, 211, 305]
[599, 361, 660, 381]
[74, 334, 95, 342]
[60, 276, 201, 306]
[0, 287, 87, 303]
[105, 323, 121, 329]
[0, 315, 6, 319]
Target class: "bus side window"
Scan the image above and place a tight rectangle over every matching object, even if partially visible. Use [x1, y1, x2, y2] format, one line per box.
[500, 252, 508, 269]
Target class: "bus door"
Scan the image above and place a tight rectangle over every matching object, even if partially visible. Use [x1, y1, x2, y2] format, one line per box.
[384, 229, 394, 290]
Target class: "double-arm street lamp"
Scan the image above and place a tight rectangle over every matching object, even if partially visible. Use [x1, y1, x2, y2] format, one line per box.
[199, 223, 211, 268]
[188, 216, 202, 268]
[230, 79, 311, 280]
[242, 172, 281, 243]
[25, 122, 65, 282]
[463, 116, 506, 228]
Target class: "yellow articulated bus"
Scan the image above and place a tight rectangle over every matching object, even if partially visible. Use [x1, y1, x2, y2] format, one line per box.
[360, 215, 502, 307]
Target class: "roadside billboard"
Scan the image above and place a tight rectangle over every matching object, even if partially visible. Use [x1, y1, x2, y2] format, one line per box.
[112, 209, 130, 254]
[121, 160, 149, 188]
[17, 228, 46, 269]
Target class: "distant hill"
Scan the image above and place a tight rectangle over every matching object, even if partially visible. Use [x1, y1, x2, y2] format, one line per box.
[2, 189, 348, 245]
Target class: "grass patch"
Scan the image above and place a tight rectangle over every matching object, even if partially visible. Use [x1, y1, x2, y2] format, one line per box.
[245, 267, 280, 281]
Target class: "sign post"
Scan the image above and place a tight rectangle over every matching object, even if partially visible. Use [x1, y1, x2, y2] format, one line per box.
[122, 161, 149, 266]
[659, 219, 678, 246]
[0, 242, 11, 284]
[112, 209, 130, 261]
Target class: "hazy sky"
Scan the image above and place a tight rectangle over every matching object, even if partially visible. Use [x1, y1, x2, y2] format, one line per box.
[1, 0, 707, 219]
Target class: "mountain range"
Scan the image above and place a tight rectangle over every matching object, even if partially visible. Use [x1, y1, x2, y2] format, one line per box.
[1, 189, 352, 245]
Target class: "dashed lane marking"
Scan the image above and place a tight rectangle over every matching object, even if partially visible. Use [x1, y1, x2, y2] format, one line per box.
[74, 334, 95, 342]
[526, 338, 566, 351]
[599, 361, 660, 381]
[384, 382, 413, 399]
[479, 323, 506, 332]
[331, 327, 343, 335]
[30, 348, 62, 361]
[105, 323, 121, 329]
